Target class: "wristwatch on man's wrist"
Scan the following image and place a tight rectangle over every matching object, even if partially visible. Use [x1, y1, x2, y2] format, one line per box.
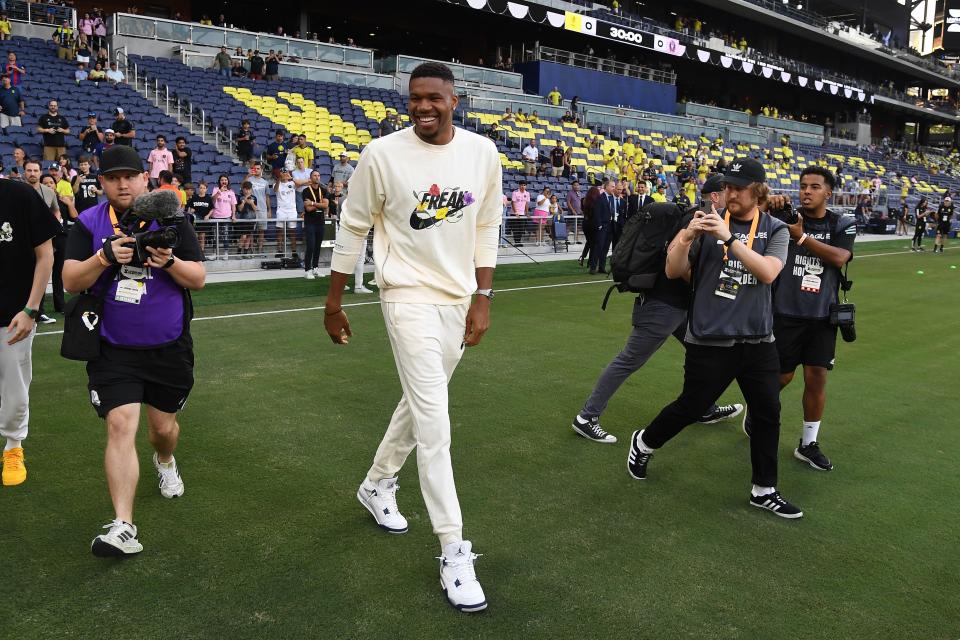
[722, 235, 736, 247]
[475, 288, 495, 300]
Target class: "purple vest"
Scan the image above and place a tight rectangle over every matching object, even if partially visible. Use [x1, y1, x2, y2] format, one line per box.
[79, 202, 187, 348]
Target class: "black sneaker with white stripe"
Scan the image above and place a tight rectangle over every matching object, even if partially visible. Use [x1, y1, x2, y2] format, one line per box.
[699, 403, 744, 424]
[794, 440, 833, 471]
[626, 430, 653, 479]
[572, 415, 617, 443]
[749, 491, 803, 519]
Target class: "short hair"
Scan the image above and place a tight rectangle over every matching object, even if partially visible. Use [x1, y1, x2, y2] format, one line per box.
[183, 182, 195, 191]
[24, 158, 41, 170]
[175, 136, 186, 144]
[158, 170, 174, 184]
[198, 180, 208, 187]
[156, 134, 166, 142]
[409, 61, 455, 84]
[241, 181, 253, 190]
[275, 129, 285, 136]
[78, 155, 91, 164]
[799, 165, 836, 190]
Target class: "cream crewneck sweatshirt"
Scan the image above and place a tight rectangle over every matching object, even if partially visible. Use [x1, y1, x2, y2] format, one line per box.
[331, 126, 503, 304]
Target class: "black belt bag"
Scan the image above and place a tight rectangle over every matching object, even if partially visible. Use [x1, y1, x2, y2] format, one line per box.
[829, 302, 856, 343]
[61, 266, 119, 361]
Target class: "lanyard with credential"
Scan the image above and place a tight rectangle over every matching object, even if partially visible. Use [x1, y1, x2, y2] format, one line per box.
[108, 205, 148, 234]
[722, 209, 761, 262]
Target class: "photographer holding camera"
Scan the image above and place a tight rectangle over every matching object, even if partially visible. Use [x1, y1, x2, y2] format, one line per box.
[62, 146, 205, 557]
[626, 158, 805, 519]
[744, 166, 855, 472]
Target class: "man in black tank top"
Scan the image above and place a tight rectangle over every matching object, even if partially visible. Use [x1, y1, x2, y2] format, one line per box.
[570, 174, 744, 445]
[626, 158, 805, 519]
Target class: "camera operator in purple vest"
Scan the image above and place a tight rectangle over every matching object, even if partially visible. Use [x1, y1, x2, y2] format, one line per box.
[63, 146, 205, 557]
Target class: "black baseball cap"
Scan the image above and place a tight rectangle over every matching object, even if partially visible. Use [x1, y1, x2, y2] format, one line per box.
[99, 145, 144, 174]
[701, 173, 725, 194]
[721, 158, 766, 187]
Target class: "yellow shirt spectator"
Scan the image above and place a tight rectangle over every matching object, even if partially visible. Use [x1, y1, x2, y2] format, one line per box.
[651, 191, 667, 202]
[604, 153, 620, 175]
[56, 179, 73, 199]
[684, 181, 697, 203]
[622, 141, 635, 160]
[293, 145, 315, 166]
[622, 161, 637, 184]
[547, 89, 561, 106]
[0, 18, 11, 37]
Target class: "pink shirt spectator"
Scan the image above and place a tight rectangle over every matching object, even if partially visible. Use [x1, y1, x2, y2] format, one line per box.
[511, 189, 530, 215]
[79, 18, 94, 36]
[148, 148, 174, 178]
[210, 188, 237, 219]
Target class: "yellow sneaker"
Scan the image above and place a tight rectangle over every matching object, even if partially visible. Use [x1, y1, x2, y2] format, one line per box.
[2, 448, 27, 486]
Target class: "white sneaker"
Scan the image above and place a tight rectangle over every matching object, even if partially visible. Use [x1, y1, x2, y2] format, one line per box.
[357, 476, 408, 534]
[439, 540, 487, 613]
[91, 519, 143, 557]
[312, 267, 321, 276]
[368, 279, 379, 287]
[305, 271, 316, 280]
[152, 452, 184, 498]
[354, 285, 374, 294]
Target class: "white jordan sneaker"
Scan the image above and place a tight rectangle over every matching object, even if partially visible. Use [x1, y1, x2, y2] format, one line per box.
[439, 540, 487, 613]
[357, 476, 408, 534]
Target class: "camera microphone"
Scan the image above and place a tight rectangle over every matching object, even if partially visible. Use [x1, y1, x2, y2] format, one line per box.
[130, 189, 182, 222]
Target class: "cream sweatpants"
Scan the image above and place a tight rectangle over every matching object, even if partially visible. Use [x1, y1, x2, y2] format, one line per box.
[0, 328, 34, 447]
[368, 301, 469, 547]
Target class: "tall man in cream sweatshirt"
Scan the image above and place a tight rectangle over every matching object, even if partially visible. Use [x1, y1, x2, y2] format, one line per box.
[324, 62, 502, 614]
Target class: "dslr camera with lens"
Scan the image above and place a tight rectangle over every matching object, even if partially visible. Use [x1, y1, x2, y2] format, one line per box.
[767, 199, 799, 225]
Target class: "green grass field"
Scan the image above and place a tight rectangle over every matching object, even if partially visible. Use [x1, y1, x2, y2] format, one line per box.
[6, 239, 959, 639]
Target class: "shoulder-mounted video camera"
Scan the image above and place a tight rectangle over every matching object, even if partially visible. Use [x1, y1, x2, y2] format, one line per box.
[111, 190, 183, 265]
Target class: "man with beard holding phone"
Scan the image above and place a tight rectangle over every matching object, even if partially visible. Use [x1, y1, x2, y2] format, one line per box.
[626, 159, 804, 519]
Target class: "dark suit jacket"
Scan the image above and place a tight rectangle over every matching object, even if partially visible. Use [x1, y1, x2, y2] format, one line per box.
[628, 193, 652, 220]
[594, 192, 619, 227]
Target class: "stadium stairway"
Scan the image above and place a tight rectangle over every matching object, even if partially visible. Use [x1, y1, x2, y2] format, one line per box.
[0, 36, 236, 184]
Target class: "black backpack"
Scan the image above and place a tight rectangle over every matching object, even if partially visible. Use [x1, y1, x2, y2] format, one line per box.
[601, 202, 690, 310]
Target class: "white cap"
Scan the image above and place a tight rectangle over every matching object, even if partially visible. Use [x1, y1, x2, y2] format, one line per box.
[115, 107, 124, 115]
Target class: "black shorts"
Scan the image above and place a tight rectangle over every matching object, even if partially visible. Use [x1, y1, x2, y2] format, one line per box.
[773, 315, 837, 372]
[938, 223, 951, 236]
[86, 340, 195, 418]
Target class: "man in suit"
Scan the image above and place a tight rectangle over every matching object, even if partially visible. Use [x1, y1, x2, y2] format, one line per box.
[627, 180, 652, 222]
[589, 179, 618, 274]
[612, 180, 630, 249]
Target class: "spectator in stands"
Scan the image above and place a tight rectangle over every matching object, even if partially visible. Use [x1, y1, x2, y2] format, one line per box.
[248, 50, 264, 80]
[265, 51, 280, 81]
[569, 96, 579, 119]
[231, 59, 247, 78]
[300, 170, 327, 279]
[57, 155, 76, 180]
[76, 39, 91, 66]
[331, 152, 354, 187]
[266, 129, 287, 181]
[212, 46, 232, 79]
[156, 170, 185, 206]
[171, 137, 192, 183]
[92, 13, 106, 50]
[273, 168, 298, 256]
[147, 135, 174, 184]
[547, 86, 561, 106]
[528, 111, 539, 125]
[79, 12, 95, 43]
[562, 146, 576, 180]
[501, 106, 513, 122]
[199, 15, 212, 26]
[522, 139, 538, 176]
[53, 20, 74, 61]
[245, 161, 271, 254]
[291, 156, 311, 216]
[566, 179, 582, 224]
[9, 146, 26, 177]
[210, 174, 237, 254]
[510, 180, 530, 245]
[379, 112, 398, 138]
[0, 73, 24, 134]
[235, 121, 254, 164]
[293, 134, 315, 168]
[603, 148, 620, 182]
[549, 140, 565, 178]
[533, 186, 551, 246]
[235, 181, 258, 255]
[72, 156, 101, 214]
[561, 111, 574, 123]
[0, 14, 10, 42]
[106, 62, 124, 86]
[111, 108, 135, 147]
[5, 52, 25, 86]
[187, 181, 212, 245]
[651, 184, 667, 202]
[47, 163, 72, 199]
[88, 62, 106, 86]
[95, 47, 108, 71]
[22, 158, 59, 324]
[94, 129, 116, 166]
[216, 14, 228, 28]
[37, 100, 70, 162]
[74, 62, 88, 85]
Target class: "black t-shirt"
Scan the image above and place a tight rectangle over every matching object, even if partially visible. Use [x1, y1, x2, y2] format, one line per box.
[81, 125, 101, 151]
[112, 118, 134, 146]
[250, 56, 265, 74]
[38, 113, 69, 147]
[301, 185, 327, 223]
[173, 147, 192, 179]
[938, 204, 954, 224]
[379, 118, 396, 137]
[0, 180, 63, 325]
[237, 193, 257, 219]
[550, 147, 565, 168]
[235, 130, 253, 154]
[186, 195, 213, 220]
[265, 58, 280, 75]
[74, 173, 101, 213]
